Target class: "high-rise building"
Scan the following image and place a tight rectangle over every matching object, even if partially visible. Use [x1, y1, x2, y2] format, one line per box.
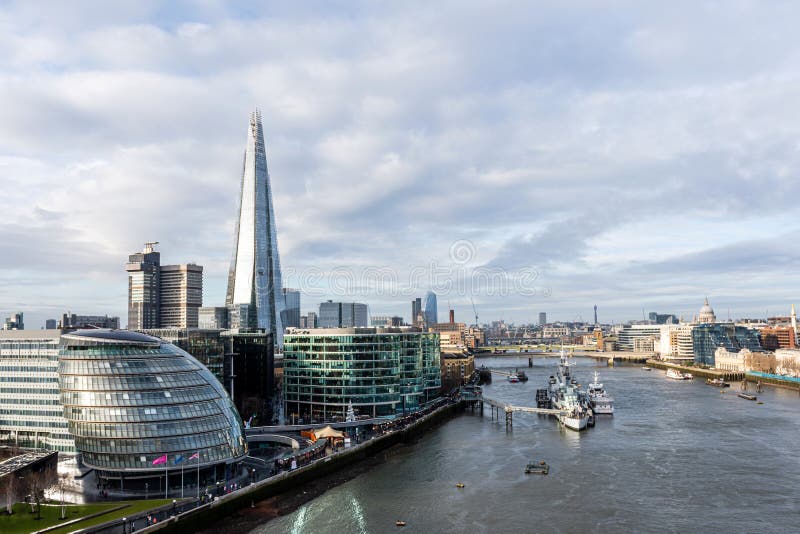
[126, 242, 161, 329]
[45, 319, 57, 329]
[160, 264, 203, 328]
[371, 315, 403, 327]
[412, 298, 423, 327]
[318, 301, 369, 328]
[282, 288, 301, 329]
[424, 291, 438, 326]
[538, 312, 547, 326]
[226, 110, 285, 345]
[3, 312, 24, 330]
[306, 311, 317, 328]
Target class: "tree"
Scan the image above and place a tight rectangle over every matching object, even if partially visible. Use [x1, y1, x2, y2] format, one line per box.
[4, 475, 19, 515]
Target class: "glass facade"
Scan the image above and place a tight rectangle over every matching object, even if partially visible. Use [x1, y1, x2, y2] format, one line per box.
[692, 323, 763, 366]
[283, 328, 441, 422]
[226, 110, 285, 344]
[0, 331, 74, 452]
[58, 330, 246, 472]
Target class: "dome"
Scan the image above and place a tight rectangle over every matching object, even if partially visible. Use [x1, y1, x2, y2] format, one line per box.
[697, 297, 716, 323]
[59, 332, 246, 472]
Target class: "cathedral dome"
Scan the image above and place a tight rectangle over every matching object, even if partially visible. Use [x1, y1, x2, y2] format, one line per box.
[697, 297, 716, 323]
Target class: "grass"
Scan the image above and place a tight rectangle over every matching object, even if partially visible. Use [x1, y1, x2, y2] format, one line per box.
[0, 499, 173, 534]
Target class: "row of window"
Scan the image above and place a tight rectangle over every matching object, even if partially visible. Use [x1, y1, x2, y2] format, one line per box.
[0, 397, 60, 406]
[75, 429, 237, 455]
[59, 358, 198, 375]
[0, 419, 69, 428]
[81, 444, 238, 470]
[63, 401, 224, 423]
[0, 376, 58, 383]
[69, 414, 231, 440]
[60, 374, 208, 390]
[61, 386, 219, 407]
[0, 387, 60, 395]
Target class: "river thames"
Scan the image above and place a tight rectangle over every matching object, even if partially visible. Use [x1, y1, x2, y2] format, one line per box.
[251, 357, 800, 533]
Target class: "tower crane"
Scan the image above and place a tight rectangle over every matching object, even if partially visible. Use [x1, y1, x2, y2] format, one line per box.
[470, 297, 479, 327]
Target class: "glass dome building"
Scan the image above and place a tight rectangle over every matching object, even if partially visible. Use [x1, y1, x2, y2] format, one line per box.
[58, 330, 246, 492]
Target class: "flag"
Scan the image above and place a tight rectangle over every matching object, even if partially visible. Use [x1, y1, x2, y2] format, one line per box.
[152, 454, 167, 465]
[174, 455, 185, 465]
[188, 452, 200, 461]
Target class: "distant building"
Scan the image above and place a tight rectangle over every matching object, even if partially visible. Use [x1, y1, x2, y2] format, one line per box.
[648, 312, 678, 325]
[60, 313, 120, 330]
[441, 352, 475, 391]
[692, 323, 762, 366]
[45, 319, 57, 329]
[283, 327, 440, 421]
[318, 301, 368, 328]
[423, 291, 438, 326]
[125, 243, 203, 329]
[538, 312, 546, 326]
[199, 307, 229, 329]
[412, 298, 423, 327]
[3, 312, 24, 331]
[775, 349, 800, 377]
[282, 288, 301, 329]
[371, 315, 403, 327]
[159, 263, 203, 328]
[759, 326, 796, 350]
[125, 242, 161, 329]
[695, 297, 717, 324]
[306, 311, 317, 328]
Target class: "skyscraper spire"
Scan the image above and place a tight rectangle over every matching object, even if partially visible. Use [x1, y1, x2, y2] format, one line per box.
[226, 110, 285, 345]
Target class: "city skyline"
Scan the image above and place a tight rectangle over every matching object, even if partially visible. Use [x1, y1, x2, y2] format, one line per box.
[3, 3, 800, 328]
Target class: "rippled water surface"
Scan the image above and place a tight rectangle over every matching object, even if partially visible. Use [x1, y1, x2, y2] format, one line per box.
[254, 357, 800, 533]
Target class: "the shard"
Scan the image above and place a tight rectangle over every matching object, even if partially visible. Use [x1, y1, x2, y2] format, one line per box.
[226, 110, 285, 345]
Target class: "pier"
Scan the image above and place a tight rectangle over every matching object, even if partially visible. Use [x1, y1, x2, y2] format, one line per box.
[461, 388, 564, 428]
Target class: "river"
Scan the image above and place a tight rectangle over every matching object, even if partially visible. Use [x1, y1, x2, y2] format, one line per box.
[250, 357, 800, 533]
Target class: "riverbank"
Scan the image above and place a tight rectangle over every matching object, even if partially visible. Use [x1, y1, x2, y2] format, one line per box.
[136, 401, 463, 534]
[645, 359, 744, 380]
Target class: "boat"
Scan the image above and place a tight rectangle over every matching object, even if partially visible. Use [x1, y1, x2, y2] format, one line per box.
[738, 393, 757, 401]
[507, 374, 520, 383]
[525, 460, 549, 475]
[641, 366, 652, 371]
[705, 378, 730, 388]
[455, 483, 465, 488]
[587, 371, 614, 415]
[549, 350, 589, 431]
[396, 520, 407, 527]
[515, 369, 529, 382]
[666, 368, 692, 380]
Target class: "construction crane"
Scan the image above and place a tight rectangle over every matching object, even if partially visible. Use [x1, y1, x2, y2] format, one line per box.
[470, 297, 479, 327]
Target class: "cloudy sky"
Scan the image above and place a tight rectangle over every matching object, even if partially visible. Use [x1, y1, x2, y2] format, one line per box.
[2, 1, 800, 329]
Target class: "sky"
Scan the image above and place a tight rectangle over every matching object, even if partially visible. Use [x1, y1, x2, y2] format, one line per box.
[2, 0, 800, 329]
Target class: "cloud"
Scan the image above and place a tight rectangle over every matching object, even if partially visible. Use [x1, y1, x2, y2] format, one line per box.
[1, 1, 800, 328]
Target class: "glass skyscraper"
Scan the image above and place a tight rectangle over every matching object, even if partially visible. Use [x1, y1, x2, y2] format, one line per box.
[226, 110, 285, 345]
[424, 291, 438, 326]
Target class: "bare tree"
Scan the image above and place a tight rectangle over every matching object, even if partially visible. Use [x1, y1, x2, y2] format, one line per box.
[27, 468, 56, 521]
[4, 475, 18, 515]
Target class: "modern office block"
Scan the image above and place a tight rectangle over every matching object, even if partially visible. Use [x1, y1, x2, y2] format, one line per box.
[160, 264, 203, 328]
[282, 288, 301, 329]
[126, 242, 161, 329]
[226, 110, 285, 344]
[3, 312, 25, 331]
[60, 313, 120, 330]
[318, 301, 368, 328]
[283, 327, 441, 422]
[424, 291, 438, 326]
[0, 330, 74, 452]
[198, 307, 229, 330]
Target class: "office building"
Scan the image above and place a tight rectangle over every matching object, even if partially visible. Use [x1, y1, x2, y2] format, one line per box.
[126, 243, 202, 329]
[648, 312, 678, 325]
[126, 242, 161, 329]
[0, 330, 74, 452]
[538, 312, 546, 326]
[692, 323, 762, 366]
[283, 327, 441, 421]
[225, 110, 285, 345]
[759, 326, 796, 350]
[282, 288, 301, 329]
[160, 264, 203, 328]
[3, 312, 24, 331]
[318, 301, 368, 328]
[45, 319, 57, 329]
[198, 307, 229, 330]
[423, 291, 438, 326]
[306, 312, 317, 328]
[58, 329, 246, 490]
[60, 313, 120, 330]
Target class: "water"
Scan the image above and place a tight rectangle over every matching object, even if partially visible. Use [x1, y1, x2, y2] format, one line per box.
[252, 358, 800, 533]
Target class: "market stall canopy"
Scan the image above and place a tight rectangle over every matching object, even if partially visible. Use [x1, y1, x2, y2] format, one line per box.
[313, 426, 345, 439]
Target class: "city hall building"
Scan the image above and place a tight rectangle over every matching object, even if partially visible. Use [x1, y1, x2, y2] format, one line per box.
[0, 329, 247, 493]
[283, 327, 441, 422]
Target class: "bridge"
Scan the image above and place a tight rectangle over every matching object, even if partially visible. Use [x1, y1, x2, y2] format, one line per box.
[460, 388, 564, 427]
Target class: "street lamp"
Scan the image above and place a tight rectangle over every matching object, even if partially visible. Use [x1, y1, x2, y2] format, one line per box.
[145, 482, 149, 500]
[122, 517, 127, 534]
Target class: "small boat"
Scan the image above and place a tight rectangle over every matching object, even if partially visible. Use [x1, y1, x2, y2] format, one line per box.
[455, 483, 465, 488]
[507, 374, 520, 383]
[515, 369, 529, 382]
[525, 460, 549, 475]
[756, 401, 764, 405]
[396, 520, 407, 527]
[666, 368, 691, 380]
[738, 393, 757, 401]
[705, 378, 730, 388]
[641, 366, 652, 371]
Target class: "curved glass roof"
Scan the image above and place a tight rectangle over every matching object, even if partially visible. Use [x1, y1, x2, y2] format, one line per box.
[62, 329, 161, 346]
